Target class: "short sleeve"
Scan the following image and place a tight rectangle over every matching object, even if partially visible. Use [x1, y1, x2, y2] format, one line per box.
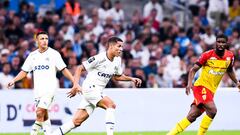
[21, 54, 33, 72]
[227, 53, 235, 69]
[115, 57, 123, 75]
[82, 56, 99, 71]
[55, 52, 66, 71]
[197, 51, 210, 66]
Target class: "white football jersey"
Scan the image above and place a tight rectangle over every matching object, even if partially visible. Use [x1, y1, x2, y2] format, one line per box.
[82, 52, 123, 90]
[22, 47, 66, 98]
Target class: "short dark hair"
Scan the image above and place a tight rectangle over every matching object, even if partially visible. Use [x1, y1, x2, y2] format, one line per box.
[115, 0, 120, 4]
[163, 17, 170, 22]
[107, 36, 123, 46]
[2, 62, 11, 68]
[216, 33, 228, 41]
[36, 31, 48, 37]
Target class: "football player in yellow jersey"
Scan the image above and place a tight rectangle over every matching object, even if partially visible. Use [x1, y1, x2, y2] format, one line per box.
[167, 34, 240, 135]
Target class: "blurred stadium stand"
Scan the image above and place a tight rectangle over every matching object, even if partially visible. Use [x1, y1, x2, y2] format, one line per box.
[0, 0, 239, 90]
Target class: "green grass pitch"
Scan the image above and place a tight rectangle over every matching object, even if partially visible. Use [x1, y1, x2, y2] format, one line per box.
[1, 131, 240, 135]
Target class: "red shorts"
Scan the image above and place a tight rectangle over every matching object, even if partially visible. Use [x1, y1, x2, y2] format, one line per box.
[192, 86, 214, 106]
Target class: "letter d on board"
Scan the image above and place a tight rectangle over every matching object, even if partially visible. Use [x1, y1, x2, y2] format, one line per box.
[7, 104, 17, 121]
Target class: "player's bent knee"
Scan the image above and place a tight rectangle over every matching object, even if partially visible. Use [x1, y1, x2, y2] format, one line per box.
[101, 100, 116, 109]
[187, 112, 201, 122]
[36, 110, 45, 120]
[106, 103, 116, 109]
[207, 108, 217, 118]
[111, 103, 116, 109]
[187, 115, 197, 122]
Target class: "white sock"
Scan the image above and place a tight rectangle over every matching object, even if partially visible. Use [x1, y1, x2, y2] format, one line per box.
[43, 119, 52, 135]
[106, 108, 115, 135]
[30, 121, 42, 135]
[52, 120, 75, 135]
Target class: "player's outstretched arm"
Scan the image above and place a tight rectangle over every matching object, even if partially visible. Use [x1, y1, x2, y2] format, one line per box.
[186, 63, 201, 95]
[227, 66, 240, 91]
[113, 74, 142, 87]
[67, 64, 86, 98]
[73, 64, 85, 85]
[7, 70, 28, 89]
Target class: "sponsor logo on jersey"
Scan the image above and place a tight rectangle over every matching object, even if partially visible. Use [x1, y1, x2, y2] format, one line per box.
[33, 65, 50, 71]
[97, 72, 112, 78]
[208, 69, 224, 75]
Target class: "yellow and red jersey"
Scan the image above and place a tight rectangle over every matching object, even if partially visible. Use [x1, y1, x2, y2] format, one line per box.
[194, 49, 234, 94]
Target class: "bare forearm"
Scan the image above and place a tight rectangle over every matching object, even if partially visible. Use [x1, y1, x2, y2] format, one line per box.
[13, 71, 28, 83]
[227, 70, 238, 84]
[114, 74, 133, 81]
[62, 68, 74, 83]
[187, 68, 197, 86]
[188, 70, 195, 85]
[74, 65, 85, 84]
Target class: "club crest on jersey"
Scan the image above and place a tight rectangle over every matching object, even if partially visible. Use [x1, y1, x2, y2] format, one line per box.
[88, 57, 95, 63]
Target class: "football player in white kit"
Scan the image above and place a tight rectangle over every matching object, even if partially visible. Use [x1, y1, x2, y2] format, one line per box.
[7, 31, 74, 135]
[51, 37, 142, 135]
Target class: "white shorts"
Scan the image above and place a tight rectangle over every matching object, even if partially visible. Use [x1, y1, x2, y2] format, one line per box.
[34, 96, 54, 110]
[78, 86, 105, 115]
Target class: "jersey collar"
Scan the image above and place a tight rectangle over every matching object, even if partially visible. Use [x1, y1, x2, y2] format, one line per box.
[38, 47, 49, 54]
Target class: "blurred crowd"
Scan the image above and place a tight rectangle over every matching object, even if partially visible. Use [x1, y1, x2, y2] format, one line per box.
[0, 0, 240, 90]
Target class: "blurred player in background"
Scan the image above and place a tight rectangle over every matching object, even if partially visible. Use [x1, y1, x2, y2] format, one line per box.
[167, 34, 240, 135]
[8, 31, 74, 135]
[51, 36, 142, 135]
